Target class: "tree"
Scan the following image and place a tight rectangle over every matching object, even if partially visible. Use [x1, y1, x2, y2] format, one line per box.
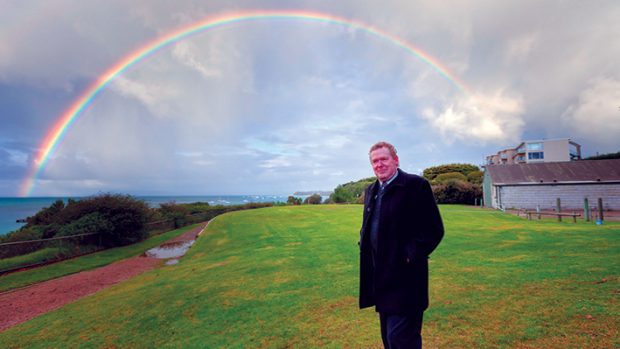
[330, 177, 375, 203]
[303, 194, 322, 205]
[287, 196, 302, 205]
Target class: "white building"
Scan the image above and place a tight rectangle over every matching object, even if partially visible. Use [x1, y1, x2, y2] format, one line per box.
[486, 138, 581, 166]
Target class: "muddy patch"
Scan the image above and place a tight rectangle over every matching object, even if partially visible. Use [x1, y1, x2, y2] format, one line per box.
[144, 240, 195, 260]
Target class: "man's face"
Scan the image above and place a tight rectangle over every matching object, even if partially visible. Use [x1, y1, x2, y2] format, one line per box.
[369, 147, 399, 182]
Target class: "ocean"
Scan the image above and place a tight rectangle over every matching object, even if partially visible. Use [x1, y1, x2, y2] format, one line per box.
[0, 195, 294, 236]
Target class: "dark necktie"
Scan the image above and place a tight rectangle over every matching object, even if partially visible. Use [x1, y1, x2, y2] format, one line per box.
[370, 183, 386, 257]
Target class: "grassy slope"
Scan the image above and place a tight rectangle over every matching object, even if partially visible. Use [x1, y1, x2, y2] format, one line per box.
[0, 224, 200, 293]
[0, 247, 62, 272]
[0, 206, 618, 348]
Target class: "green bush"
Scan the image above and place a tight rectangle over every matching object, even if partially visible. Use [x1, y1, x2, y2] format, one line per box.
[433, 172, 468, 184]
[303, 194, 322, 205]
[158, 202, 190, 229]
[26, 199, 65, 226]
[423, 163, 480, 181]
[330, 178, 375, 203]
[183, 202, 211, 213]
[432, 179, 482, 204]
[287, 196, 302, 205]
[41, 223, 61, 239]
[57, 212, 114, 238]
[53, 194, 150, 247]
[467, 170, 484, 184]
[355, 192, 365, 204]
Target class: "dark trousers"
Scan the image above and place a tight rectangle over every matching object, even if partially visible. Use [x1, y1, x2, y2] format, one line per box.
[379, 311, 424, 349]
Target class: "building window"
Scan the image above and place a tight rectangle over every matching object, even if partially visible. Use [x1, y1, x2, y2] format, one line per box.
[528, 152, 544, 160]
[516, 156, 525, 162]
[527, 142, 543, 151]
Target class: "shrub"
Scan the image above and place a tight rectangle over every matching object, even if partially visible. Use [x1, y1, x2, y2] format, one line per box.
[467, 170, 484, 184]
[423, 164, 480, 182]
[303, 194, 322, 205]
[287, 196, 302, 205]
[158, 202, 190, 228]
[182, 202, 211, 213]
[355, 192, 365, 204]
[26, 199, 65, 226]
[57, 212, 114, 238]
[330, 178, 375, 203]
[41, 223, 61, 239]
[432, 179, 482, 204]
[433, 172, 468, 184]
[54, 194, 150, 247]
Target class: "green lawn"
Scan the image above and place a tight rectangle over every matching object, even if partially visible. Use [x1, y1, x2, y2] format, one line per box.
[0, 205, 617, 348]
[0, 224, 200, 293]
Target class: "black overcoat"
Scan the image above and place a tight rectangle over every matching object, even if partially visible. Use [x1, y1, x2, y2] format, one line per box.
[359, 169, 444, 314]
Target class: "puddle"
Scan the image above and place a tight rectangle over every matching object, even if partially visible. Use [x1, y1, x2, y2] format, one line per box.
[145, 240, 195, 259]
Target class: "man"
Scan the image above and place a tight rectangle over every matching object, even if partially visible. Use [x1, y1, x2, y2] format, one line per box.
[359, 141, 444, 349]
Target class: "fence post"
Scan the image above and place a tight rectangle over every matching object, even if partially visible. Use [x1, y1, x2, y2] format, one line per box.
[584, 198, 590, 222]
[556, 198, 562, 222]
[572, 211, 577, 223]
[598, 198, 604, 223]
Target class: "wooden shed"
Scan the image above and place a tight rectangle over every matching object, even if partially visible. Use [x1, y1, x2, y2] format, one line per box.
[483, 159, 620, 210]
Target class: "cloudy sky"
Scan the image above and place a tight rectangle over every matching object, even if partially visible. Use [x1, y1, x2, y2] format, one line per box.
[1, 0, 619, 197]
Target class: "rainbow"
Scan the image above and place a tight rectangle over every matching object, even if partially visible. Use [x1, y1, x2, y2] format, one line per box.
[20, 10, 469, 197]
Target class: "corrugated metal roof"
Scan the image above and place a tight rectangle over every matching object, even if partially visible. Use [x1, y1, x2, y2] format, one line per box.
[486, 159, 620, 184]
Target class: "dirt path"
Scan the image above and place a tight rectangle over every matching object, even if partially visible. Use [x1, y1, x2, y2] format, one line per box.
[0, 223, 206, 332]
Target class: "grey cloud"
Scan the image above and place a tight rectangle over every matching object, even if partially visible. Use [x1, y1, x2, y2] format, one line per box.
[2, 1, 619, 196]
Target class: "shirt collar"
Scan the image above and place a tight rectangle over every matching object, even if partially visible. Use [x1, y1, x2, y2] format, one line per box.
[379, 169, 399, 187]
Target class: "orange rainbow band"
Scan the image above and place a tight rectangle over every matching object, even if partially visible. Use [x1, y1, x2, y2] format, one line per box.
[20, 10, 469, 196]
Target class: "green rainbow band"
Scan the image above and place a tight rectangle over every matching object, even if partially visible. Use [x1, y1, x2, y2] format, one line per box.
[20, 10, 469, 196]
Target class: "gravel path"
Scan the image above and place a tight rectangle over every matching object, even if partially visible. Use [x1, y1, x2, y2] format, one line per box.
[0, 223, 206, 332]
